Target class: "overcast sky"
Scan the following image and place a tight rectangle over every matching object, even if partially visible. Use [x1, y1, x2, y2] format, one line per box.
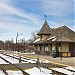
[0, 0, 74, 42]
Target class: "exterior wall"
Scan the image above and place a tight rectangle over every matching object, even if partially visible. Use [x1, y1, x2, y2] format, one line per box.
[51, 42, 69, 52]
[37, 44, 44, 51]
[35, 44, 52, 55]
[35, 42, 75, 57]
[37, 45, 40, 51]
[52, 44, 56, 51]
[42, 44, 45, 51]
[39, 35, 49, 41]
[48, 44, 52, 56]
[69, 42, 75, 52]
[52, 44, 56, 55]
[58, 47, 61, 52]
[42, 35, 49, 40]
[61, 42, 69, 52]
[48, 44, 50, 53]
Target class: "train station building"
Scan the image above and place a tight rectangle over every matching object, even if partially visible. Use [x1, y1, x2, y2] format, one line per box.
[32, 20, 75, 57]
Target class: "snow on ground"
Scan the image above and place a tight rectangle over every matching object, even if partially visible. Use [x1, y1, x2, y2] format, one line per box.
[0, 67, 75, 75]
[23, 59, 36, 63]
[0, 70, 6, 75]
[0, 67, 53, 75]
[14, 51, 35, 54]
[0, 52, 75, 75]
[0, 54, 19, 64]
[9, 54, 36, 63]
[0, 51, 50, 64]
[39, 59, 50, 63]
[51, 68, 75, 75]
[21, 55, 51, 63]
[25, 67, 53, 75]
[6, 70, 23, 75]
[64, 66, 75, 71]
[0, 54, 36, 64]
[40, 67, 53, 74]
[0, 58, 8, 64]
[22, 52, 35, 54]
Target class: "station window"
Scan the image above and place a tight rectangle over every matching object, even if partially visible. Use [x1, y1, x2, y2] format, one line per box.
[40, 36, 42, 40]
[45, 44, 48, 51]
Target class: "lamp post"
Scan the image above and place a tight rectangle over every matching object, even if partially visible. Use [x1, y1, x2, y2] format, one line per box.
[16, 33, 23, 52]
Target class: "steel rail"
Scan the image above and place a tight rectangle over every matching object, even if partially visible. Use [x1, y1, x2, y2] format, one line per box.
[0, 56, 29, 75]
[0, 65, 8, 75]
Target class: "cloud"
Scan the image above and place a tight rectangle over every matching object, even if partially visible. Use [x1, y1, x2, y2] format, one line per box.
[0, 0, 41, 25]
[0, 21, 34, 42]
[0, 31, 31, 42]
[0, 0, 41, 41]
[38, 0, 74, 17]
[0, 0, 74, 42]
[0, 21, 37, 33]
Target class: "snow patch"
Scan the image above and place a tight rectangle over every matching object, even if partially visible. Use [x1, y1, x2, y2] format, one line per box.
[6, 70, 23, 75]
[47, 36, 56, 40]
[33, 38, 40, 43]
[25, 67, 52, 75]
[0, 70, 6, 75]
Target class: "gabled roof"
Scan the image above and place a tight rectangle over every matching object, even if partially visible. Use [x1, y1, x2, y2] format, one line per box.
[32, 25, 75, 44]
[37, 21, 52, 35]
[32, 20, 75, 44]
[47, 26, 75, 42]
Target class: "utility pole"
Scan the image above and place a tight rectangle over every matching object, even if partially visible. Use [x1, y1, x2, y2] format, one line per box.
[16, 33, 23, 52]
[16, 33, 18, 51]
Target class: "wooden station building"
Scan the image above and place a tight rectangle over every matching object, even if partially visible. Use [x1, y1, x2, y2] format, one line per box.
[32, 20, 75, 57]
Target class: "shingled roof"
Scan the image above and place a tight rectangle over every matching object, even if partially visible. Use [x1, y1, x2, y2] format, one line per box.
[47, 26, 75, 42]
[32, 20, 75, 44]
[37, 21, 52, 35]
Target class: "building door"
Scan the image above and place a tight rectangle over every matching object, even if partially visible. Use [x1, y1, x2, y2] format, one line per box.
[55, 43, 61, 57]
[69, 43, 75, 52]
[39, 45, 42, 51]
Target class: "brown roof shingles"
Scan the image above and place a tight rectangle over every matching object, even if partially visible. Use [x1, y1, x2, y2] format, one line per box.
[48, 26, 75, 42]
[37, 21, 52, 35]
[33, 21, 75, 44]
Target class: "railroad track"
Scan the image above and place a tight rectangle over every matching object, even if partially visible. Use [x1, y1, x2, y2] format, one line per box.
[2, 53, 68, 68]
[0, 56, 29, 75]
[0, 65, 8, 75]
[3, 53, 32, 63]
[3, 53, 64, 68]
[1, 52, 75, 75]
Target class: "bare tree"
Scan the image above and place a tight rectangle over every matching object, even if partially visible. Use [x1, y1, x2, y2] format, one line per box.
[0, 40, 4, 50]
[28, 31, 38, 43]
